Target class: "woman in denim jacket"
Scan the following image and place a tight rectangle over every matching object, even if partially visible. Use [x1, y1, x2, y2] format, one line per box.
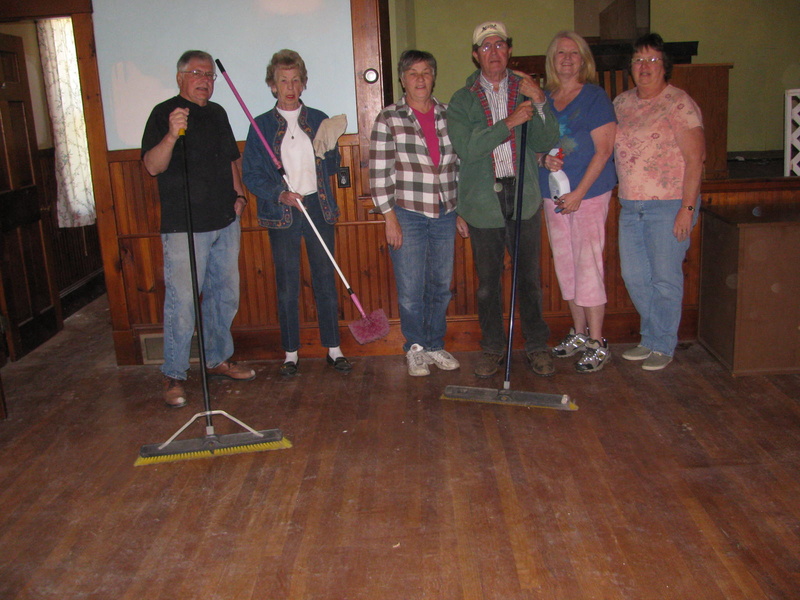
[242, 49, 350, 376]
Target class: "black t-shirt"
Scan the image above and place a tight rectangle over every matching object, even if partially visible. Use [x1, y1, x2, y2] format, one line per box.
[141, 96, 240, 233]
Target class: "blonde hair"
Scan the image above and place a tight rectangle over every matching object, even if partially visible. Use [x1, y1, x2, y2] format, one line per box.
[544, 31, 597, 92]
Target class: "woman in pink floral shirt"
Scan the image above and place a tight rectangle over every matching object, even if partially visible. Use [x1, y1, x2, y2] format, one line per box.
[614, 33, 705, 371]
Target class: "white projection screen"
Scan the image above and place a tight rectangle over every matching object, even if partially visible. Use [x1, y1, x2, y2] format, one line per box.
[93, 0, 357, 150]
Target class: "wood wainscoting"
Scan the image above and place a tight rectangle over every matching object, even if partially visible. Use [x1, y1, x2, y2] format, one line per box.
[106, 133, 800, 365]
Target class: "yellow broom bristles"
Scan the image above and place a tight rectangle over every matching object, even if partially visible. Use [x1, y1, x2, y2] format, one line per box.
[133, 437, 292, 467]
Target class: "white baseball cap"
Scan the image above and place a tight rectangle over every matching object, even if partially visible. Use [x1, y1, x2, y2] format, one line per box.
[473, 21, 508, 46]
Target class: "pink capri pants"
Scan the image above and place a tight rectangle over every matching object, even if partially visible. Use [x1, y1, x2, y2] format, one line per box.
[542, 190, 612, 307]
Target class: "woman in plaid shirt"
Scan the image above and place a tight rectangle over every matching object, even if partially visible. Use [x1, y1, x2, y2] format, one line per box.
[369, 50, 460, 377]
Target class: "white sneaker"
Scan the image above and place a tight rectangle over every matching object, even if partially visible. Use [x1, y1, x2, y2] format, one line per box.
[575, 338, 610, 373]
[426, 349, 460, 371]
[552, 327, 588, 357]
[406, 344, 430, 376]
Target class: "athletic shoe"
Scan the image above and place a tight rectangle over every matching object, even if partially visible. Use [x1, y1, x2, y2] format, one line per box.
[575, 338, 610, 373]
[642, 351, 672, 371]
[163, 376, 187, 408]
[426, 349, 460, 371]
[406, 344, 431, 376]
[552, 327, 588, 357]
[527, 350, 555, 376]
[474, 352, 504, 378]
[621, 345, 652, 361]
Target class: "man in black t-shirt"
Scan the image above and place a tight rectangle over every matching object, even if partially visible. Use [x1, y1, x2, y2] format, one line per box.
[142, 50, 255, 408]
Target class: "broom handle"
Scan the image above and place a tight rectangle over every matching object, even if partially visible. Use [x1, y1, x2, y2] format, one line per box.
[504, 118, 528, 389]
[215, 59, 368, 320]
[178, 132, 214, 426]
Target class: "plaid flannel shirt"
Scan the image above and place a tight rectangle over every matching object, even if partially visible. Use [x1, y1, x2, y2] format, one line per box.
[369, 96, 459, 219]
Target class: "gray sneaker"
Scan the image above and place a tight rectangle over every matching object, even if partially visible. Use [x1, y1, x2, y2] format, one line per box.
[426, 349, 460, 371]
[622, 345, 652, 361]
[406, 343, 431, 376]
[575, 338, 610, 373]
[552, 327, 588, 357]
[642, 351, 672, 371]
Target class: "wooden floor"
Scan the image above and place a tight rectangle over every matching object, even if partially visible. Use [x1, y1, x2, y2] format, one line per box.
[2, 296, 800, 599]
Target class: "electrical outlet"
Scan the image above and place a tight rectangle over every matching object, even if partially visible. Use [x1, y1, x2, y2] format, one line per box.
[337, 167, 351, 188]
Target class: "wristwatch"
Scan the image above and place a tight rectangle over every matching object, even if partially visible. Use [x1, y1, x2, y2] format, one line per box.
[682, 205, 695, 211]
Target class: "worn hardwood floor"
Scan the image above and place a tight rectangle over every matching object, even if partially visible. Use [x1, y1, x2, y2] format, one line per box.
[1, 296, 799, 599]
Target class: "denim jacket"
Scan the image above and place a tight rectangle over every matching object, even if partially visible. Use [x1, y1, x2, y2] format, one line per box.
[242, 104, 340, 229]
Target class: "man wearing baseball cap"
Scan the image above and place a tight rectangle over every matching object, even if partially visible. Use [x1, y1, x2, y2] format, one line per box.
[447, 21, 560, 378]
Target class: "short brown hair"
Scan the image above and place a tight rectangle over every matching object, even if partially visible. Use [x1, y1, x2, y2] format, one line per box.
[266, 49, 308, 97]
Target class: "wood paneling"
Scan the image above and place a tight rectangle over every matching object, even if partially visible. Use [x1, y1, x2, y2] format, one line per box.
[107, 129, 800, 364]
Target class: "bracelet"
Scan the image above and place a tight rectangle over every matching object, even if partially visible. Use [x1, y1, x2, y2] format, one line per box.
[682, 205, 694, 211]
[236, 194, 247, 204]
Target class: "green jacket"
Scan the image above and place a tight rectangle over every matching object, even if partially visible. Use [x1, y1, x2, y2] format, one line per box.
[447, 70, 560, 228]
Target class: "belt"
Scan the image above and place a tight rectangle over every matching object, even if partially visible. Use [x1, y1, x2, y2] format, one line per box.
[495, 177, 516, 183]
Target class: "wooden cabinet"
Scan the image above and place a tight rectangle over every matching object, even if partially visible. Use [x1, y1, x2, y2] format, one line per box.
[698, 203, 800, 375]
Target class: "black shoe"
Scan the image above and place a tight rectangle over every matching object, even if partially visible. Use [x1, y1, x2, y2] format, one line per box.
[279, 360, 298, 377]
[327, 355, 353, 372]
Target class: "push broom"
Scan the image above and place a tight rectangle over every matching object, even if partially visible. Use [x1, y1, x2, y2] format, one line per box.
[135, 130, 291, 466]
[216, 59, 390, 345]
[441, 118, 577, 411]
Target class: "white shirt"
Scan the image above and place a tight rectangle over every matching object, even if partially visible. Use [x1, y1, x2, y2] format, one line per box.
[479, 73, 515, 178]
[277, 107, 317, 196]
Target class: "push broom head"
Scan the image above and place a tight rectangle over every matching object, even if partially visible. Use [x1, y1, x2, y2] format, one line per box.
[134, 429, 292, 466]
[348, 308, 390, 344]
[441, 385, 578, 411]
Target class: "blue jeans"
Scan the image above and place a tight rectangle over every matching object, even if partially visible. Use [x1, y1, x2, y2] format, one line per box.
[618, 199, 699, 356]
[268, 194, 340, 352]
[161, 218, 241, 380]
[467, 180, 550, 354]
[389, 206, 457, 352]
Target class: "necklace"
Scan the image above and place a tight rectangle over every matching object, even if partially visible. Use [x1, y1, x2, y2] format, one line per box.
[284, 118, 302, 140]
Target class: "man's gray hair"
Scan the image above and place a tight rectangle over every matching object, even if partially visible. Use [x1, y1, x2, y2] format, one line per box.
[177, 50, 213, 71]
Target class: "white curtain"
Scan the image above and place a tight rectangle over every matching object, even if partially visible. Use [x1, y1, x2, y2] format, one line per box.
[36, 17, 96, 228]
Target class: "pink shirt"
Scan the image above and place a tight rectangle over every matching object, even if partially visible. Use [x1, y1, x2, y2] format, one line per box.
[613, 84, 703, 200]
[412, 106, 440, 168]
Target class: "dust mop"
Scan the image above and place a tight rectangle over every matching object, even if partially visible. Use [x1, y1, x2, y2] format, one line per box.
[216, 59, 389, 345]
[441, 119, 577, 411]
[135, 131, 291, 466]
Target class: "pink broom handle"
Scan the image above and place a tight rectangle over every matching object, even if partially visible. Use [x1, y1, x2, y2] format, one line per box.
[215, 59, 368, 319]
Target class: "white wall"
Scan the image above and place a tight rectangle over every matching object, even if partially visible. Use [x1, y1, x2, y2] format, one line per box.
[93, 0, 357, 150]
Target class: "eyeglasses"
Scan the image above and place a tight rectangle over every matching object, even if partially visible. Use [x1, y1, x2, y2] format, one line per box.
[478, 40, 508, 53]
[180, 70, 217, 80]
[631, 57, 663, 66]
